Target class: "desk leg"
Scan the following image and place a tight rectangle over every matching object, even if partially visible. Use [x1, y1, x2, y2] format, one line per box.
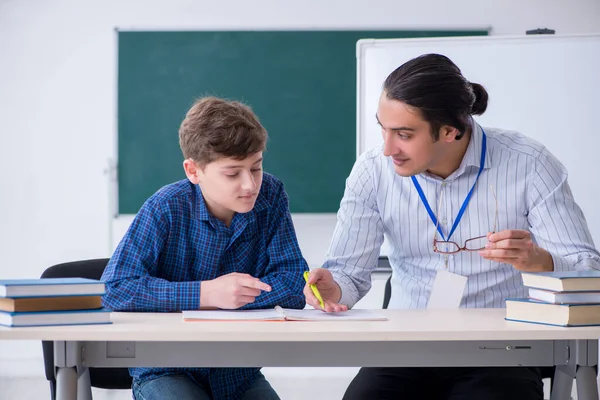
[551, 365, 575, 400]
[56, 367, 78, 400]
[576, 366, 599, 400]
[77, 368, 92, 400]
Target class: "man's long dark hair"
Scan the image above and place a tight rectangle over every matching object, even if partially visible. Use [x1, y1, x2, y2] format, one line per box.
[383, 53, 489, 140]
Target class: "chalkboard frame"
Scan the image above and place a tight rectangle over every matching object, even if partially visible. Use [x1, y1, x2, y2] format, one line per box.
[117, 29, 489, 215]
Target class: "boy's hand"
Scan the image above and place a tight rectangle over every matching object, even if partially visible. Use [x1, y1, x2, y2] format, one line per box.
[200, 273, 272, 309]
[303, 268, 348, 312]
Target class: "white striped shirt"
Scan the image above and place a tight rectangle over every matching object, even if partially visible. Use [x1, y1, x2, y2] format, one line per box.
[324, 123, 600, 309]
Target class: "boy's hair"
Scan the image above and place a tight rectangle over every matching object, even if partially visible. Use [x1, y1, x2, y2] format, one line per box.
[179, 97, 267, 166]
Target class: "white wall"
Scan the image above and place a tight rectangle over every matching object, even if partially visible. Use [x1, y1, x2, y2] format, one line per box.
[1, 0, 599, 385]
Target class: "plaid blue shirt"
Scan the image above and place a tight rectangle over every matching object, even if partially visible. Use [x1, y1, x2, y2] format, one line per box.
[101, 173, 308, 400]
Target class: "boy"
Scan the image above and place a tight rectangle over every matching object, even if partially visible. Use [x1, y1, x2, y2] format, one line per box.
[102, 97, 308, 400]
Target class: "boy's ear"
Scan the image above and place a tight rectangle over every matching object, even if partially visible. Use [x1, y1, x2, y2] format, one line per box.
[183, 159, 202, 184]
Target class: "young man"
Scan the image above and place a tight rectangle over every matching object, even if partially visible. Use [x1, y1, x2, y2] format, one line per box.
[305, 54, 600, 399]
[102, 97, 308, 400]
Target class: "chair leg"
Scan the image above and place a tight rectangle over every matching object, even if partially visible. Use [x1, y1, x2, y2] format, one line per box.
[49, 380, 56, 400]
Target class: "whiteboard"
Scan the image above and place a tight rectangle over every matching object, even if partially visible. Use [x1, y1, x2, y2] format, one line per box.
[356, 33, 600, 250]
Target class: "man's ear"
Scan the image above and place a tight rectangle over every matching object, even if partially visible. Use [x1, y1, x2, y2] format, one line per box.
[439, 125, 460, 143]
[183, 159, 202, 184]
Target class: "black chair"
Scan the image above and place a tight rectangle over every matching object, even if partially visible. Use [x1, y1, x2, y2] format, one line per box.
[381, 275, 557, 391]
[40, 258, 132, 400]
[382, 274, 392, 310]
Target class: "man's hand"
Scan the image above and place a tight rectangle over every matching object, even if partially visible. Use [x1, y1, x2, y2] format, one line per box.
[200, 272, 271, 309]
[303, 268, 348, 312]
[479, 229, 553, 272]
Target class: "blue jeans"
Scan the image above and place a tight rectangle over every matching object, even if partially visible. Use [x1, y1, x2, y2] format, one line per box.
[132, 372, 280, 400]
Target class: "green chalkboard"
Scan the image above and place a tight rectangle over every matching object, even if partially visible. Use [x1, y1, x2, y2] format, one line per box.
[118, 29, 488, 214]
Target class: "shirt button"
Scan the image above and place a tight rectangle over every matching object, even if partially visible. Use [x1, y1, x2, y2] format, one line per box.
[442, 218, 448, 224]
[441, 182, 447, 187]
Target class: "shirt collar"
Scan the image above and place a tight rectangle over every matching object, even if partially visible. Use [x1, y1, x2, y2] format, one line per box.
[194, 184, 211, 221]
[454, 120, 491, 176]
[252, 190, 269, 213]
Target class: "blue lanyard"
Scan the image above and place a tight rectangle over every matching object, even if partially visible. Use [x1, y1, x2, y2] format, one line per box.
[411, 131, 486, 242]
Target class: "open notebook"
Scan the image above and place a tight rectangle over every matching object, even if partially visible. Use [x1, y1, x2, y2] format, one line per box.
[182, 306, 387, 321]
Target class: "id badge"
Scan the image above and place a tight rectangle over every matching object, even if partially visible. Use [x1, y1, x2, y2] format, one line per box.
[427, 270, 467, 309]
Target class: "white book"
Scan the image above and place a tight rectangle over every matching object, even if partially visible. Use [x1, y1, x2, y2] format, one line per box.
[182, 306, 387, 322]
[0, 308, 111, 327]
[528, 288, 600, 304]
[0, 278, 105, 298]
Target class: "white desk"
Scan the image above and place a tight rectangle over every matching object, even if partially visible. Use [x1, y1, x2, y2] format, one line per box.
[1, 309, 599, 400]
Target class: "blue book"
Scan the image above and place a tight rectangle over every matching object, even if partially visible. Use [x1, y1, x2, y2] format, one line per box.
[521, 271, 600, 292]
[0, 308, 111, 327]
[505, 298, 600, 327]
[0, 278, 105, 298]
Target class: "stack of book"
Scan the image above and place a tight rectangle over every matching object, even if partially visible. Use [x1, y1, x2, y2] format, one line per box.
[0, 278, 111, 327]
[506, 271, 600, 327]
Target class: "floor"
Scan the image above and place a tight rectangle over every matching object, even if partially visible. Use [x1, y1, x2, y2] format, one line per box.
[0, 368, 358, 400]
[0, 374, 569, 400]
[0, 377, 129, 400]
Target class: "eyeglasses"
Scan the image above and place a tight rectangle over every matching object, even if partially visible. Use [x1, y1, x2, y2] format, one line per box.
[433, 185, 498, 254]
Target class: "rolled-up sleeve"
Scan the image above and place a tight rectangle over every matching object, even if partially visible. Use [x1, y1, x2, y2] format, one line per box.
[323, 153, 385, 308]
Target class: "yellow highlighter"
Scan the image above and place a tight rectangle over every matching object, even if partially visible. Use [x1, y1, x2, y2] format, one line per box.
[303, 271, 325, 309]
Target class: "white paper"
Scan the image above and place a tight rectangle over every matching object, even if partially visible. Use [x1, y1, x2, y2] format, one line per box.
[182, 308, 388, 321]
[427, 270, 468, 309]
[281, 308, 387, 321]
[182, 309, 283, 321]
